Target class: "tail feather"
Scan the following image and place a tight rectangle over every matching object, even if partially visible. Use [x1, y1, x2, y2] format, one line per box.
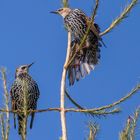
[68, 66, 75, 86]
[14, 113, 16, 129]
[83, 63, 91, 74]
[30, 113, 35, 129]
[18, 114, 27, 135]
[68, 62, 95, 85]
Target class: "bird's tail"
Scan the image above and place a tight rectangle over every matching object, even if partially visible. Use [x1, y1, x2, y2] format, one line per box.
[68, 59, 95, 85]
[30, 113, 35, 129]
[18, 114, 27, 136]
[14, 113, 16, 129]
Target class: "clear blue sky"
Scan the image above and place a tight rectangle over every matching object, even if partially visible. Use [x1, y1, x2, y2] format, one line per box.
[0, 0, 140, 140]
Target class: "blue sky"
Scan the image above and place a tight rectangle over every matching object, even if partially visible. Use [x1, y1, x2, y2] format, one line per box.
[0, 0, 140, 140]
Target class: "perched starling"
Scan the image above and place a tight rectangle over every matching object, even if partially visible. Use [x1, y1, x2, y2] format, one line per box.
[51, 8, 105, 85]
[10, 63, 40, 135]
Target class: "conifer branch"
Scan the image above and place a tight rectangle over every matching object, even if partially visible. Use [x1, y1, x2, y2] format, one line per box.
[0, 114, 5, 140]
[100, 0, 138, 36]
[120, 107, 140, 140]
[87, 122, 99, 140]
[1, 69, 10, 140]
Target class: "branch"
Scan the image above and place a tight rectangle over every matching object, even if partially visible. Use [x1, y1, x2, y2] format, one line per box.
[100, 0, 138, 36]
[93, 0, 99, 20]
[65, 89, 84, 110]
[0, 83, 139, 115]
[1, 68, 10, 140]
[87, 122, 99, 140]
[60, 31, 71, 140]
[62, 0, 69, 7]
[0, 114, 5, 140]
[60, 1, 70, 140]
[0, 107, 120, 117]
[0, 108, 61, 113]
[130, 108, 140, 139]
[65, 89, 120, 117]
[120, 107, 140, 140]
[65, 108, 120, 116]
[65, 83, 140, 116]
[91, 84, 140, 112]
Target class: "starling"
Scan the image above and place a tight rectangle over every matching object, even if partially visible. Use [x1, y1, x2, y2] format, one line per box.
[51, 8, 105, 85]
[10, 62, 40, 135]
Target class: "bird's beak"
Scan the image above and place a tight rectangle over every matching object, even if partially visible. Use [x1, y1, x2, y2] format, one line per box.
[28, 62, 35, 68]
[50, 10, 59, 14]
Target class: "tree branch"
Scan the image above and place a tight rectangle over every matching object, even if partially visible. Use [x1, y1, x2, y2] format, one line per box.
[90, 84, 140, 112]
[0, 83, 139, 116]
[93, 0, 99, 20]
[88, 122, 99, 140]
[1, 69, 10, 140]
[62, 0, 69, 7]
[60, 1, 70, 139]
[100, 0, 138, 36]
[60, 31, 71, 140]
[120, 107, 140, 140]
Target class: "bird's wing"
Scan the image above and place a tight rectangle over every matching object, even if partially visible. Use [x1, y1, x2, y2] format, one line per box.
[86, 17, 107, 47]
[86, 17, 100, 39]
[29, 81, 40, 129]
[10, 85, 17, 129]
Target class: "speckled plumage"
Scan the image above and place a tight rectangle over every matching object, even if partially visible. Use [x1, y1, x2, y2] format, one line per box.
[51, 8, 105, 85]
[10, 64, 40, 135]
[64, 9, 102, 85]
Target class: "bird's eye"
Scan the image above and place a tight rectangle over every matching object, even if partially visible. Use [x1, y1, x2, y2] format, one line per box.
[58, 9, 63, 12]
[21, 66, 26, 70]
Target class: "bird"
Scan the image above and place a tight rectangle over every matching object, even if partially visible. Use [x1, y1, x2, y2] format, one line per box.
[51, 8, 105, 85]
[10, 62, 40, 136]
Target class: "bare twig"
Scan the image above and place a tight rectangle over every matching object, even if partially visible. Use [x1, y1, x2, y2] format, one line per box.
[93, 0, 99, 20]
[65, 90, 120, 116]
[60, 0, 71, 139]
[0, 114, 5, 140]
[1, 68, 10, 140]
[65, 83, 140, 116]
[65, 89, 84, 110]
[90, 84, 140, 112]
[100, 0, 138, 36]
[65, 108, 120, 115]
[62, 0, 69, 7]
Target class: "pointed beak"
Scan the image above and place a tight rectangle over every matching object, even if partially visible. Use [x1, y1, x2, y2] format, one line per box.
[28, 62, 35, 68]
[50, 10, 59, 14]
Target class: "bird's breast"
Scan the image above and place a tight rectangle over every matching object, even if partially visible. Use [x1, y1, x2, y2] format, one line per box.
[64, 12, 87, 42]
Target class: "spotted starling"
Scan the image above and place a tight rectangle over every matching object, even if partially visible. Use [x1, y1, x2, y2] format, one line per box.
[10, 63, 40, 135]
[51, 8, 105, 85]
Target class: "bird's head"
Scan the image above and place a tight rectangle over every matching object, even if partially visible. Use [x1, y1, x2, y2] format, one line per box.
[15, 62, 34, 78]
[51, 8, 72, 18]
